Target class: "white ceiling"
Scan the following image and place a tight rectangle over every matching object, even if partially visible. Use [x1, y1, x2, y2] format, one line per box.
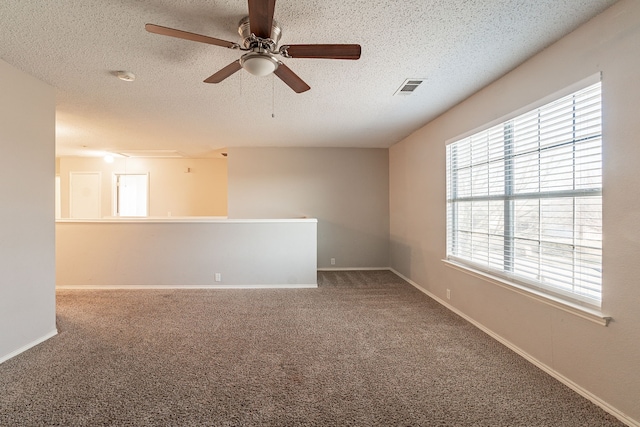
[0, 0, 617, 158]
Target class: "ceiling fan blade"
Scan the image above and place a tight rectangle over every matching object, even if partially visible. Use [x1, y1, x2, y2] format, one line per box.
[204, 60, 242, 83]
[248, 0, 276, 39]
[145, 24, 237, 49]
[273, 63, 310, 93]
[282, 44, 361, 60]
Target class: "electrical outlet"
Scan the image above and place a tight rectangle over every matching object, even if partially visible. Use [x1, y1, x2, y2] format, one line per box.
[330, 258, 336, 265]
[215, 273, 221, 282]
[446, 289, 451, 300]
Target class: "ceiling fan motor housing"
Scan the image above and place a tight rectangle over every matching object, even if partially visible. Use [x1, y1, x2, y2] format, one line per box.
[238, 16, 281, 49]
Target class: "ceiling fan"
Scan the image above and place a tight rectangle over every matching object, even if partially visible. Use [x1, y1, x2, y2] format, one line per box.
[145, 0, 361, 93]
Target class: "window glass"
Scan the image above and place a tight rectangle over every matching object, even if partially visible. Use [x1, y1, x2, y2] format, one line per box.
[446, 82, 602, 307]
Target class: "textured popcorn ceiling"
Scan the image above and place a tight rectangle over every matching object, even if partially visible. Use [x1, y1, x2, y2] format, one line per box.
[0, 0, 617, 157]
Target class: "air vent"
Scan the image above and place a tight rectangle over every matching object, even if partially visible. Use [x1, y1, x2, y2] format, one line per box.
[116, 150, 186, 158]
[394, 79, 425, 96]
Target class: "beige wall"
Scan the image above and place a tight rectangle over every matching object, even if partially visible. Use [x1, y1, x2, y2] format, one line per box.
[0, 60, 57, 362]
[59, 157, 227, 218]
[389, 0, 640, 423]
[227, 147, 389, 269]
[57, 219, 317, 288]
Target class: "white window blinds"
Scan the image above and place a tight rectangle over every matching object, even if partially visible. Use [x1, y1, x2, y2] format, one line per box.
[446, 82, 602, 307]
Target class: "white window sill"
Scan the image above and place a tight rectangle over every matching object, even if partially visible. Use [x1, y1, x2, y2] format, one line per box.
[442, 259, 611, 326]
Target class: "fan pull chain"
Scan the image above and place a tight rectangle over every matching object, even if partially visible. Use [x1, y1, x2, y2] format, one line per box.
[271, 74, 276, 118]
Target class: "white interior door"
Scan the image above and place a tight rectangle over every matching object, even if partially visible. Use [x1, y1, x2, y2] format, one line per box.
[70, 172, 101, 218]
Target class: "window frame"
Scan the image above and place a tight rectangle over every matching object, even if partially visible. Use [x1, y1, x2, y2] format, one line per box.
[111, 172, 150, 218]
[444, 74, 607, 321]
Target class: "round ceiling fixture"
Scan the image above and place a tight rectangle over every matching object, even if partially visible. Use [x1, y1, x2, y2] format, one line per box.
[116, 71, 136, 82]
[240, 51, 279, 76]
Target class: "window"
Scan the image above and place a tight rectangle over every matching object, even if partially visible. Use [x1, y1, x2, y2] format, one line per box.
[113, 173, 149, 217]
[446, 81, 602, 307]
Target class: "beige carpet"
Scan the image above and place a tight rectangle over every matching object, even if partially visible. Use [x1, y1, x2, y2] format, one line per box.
[0, 270, 624, 426]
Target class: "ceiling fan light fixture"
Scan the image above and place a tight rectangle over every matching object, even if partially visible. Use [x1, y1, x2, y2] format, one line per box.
[240, 52, 279, 76]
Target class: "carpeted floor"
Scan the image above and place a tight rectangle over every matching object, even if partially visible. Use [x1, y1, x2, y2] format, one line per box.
[0, 270, 624, 426]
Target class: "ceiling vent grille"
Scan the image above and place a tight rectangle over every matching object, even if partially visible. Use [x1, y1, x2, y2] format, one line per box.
[394, 79, 425, 96]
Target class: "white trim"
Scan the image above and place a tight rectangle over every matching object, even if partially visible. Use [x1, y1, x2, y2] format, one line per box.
[203, 284, 317, 289]
[442, 259, 610, 326]
[0, 329, 58, 365]
[389, 268, 638, 427]
[317, 267, 391, 272]
[445, 72, 602, 145]
[56, 217, 317, 224]
[56, 284, 317, 290]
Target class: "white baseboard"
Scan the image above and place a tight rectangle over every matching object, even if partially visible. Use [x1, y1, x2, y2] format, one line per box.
[0, 329, 58, 365]
[56, 284, 317, 290]
[198, 284, 317, 289]
[389, 268, 638, 427]
[317, 267, 391, 272]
